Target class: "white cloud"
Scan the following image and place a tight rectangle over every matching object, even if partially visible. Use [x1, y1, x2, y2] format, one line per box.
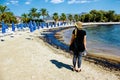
[5, 0, 19, 5]
[10, 0, 19, 4]
[68, 0, 96, 4]
[25, 0, 32, 5]
[25, 1, 31, 5]
[6, 2, 10, 5]
[50, 0, 64, 4]
[80, 0, 90, 3]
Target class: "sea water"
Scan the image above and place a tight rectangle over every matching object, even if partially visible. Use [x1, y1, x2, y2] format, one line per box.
[63, 24, 120, 56]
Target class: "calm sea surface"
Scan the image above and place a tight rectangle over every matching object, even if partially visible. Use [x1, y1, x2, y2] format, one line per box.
[63, 24, 120, 56]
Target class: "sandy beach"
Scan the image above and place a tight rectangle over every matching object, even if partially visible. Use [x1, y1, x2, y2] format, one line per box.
[0, 29, 120, 80]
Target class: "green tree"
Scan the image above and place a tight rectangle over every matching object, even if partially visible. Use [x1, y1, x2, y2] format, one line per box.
[0, 5, 9, 22]
[52, 12, 59, 22]
[21, 13, 30, 23]
[95, 11, 103, 22]
[74, 14, 79, 22]
[68, 14, 73, 22]
[114, 14, 120, 22]
[106, 10, 115, 22]
[84, 14, 92, 22]
[36, 12, 41, 19]
[40, 8, 48, 21]
[60, 13, 66, 22]
[29, 8, 38, 20]
[0, 5, 9, 14]
[90, 10, 97, 22]
[5, 12, 17, 23]
[80, 14, 85, 22]
[0, 5, 17, 23]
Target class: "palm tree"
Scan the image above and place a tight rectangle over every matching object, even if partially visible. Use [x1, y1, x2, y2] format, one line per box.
[4, 12, 17, 23]
[74, 14, 79, 22]
[21, 13, 30, 23]
[52, 12, 59, 22]
[80, 14, 85, 22]
[40, 8, 48, 21]
[0, 5, 17, 23]
[68, 14, 73, 22]
[0, 5, 9, 14]
[4, 12, 13, 23]
[0, 5, 9, 22]
[36, 12, 41, 19]
[29, 8, 38, 20]
[60, 13, 66, 22]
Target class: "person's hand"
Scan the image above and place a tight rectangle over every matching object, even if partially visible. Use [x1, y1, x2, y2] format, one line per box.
[69, 50, 73, 54]
[83, 50, 87, 56]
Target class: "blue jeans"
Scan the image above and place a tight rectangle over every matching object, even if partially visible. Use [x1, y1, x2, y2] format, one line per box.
[73, 51, 83, 68]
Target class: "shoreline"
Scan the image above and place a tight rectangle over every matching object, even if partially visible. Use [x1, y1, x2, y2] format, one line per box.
[53, 26, 120, 65]
[82, 22, 120, 25]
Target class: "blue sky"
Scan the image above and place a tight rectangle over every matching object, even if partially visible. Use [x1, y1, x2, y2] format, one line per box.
[0, 0, 120, 16]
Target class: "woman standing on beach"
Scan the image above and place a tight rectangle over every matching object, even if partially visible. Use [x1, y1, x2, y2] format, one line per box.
[69, 21, 87, 72]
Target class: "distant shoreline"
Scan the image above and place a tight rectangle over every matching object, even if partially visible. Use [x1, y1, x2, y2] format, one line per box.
[82, 22, 120, 25]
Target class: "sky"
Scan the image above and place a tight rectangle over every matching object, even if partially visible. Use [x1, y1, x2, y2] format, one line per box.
[0, 0, 120, 16]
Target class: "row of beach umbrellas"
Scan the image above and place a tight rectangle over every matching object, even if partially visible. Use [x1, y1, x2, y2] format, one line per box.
[1, 21, 69, 34]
